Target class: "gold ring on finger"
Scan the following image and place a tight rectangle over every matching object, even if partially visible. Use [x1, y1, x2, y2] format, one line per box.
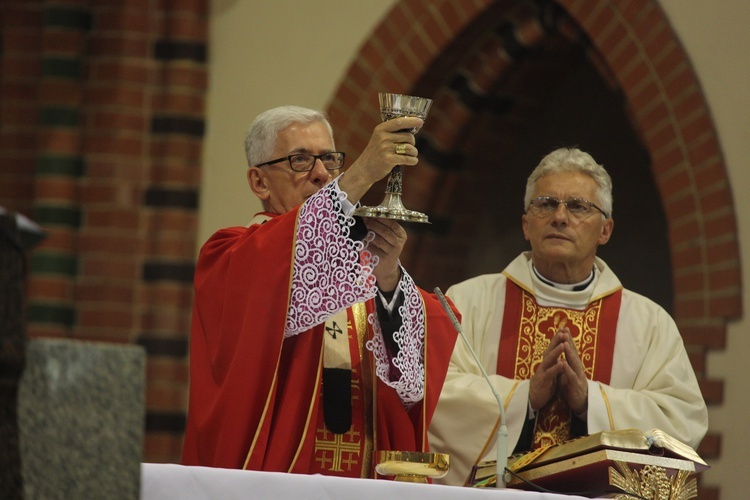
[395, 143, 408, 155]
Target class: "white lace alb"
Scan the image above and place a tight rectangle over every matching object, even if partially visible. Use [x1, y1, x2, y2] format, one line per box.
[285, 181, 376, 336]
[284, 180, 425, 405]
[366, 270, 425, 407]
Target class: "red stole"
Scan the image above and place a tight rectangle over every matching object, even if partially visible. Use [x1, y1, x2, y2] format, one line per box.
[497, 280, 622, 448]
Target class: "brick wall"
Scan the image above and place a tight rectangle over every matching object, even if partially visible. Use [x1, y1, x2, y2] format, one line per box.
[0, 0, 208, 463]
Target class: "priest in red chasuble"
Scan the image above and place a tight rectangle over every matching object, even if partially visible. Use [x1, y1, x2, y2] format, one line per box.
[428, 147, 708, 486]
[181, 105, 458, 478]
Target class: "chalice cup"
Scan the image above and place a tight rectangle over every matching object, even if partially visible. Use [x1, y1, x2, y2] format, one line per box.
[353, 93, 432, 223]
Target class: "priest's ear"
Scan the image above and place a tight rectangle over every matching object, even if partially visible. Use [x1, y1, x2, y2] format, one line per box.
[597, 217, 614, 246]
[247, 166, 270, 203]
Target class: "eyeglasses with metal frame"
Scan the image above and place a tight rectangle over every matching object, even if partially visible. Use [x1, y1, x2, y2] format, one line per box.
[527, 196, 609, 219]
[255, 152, 346, 172]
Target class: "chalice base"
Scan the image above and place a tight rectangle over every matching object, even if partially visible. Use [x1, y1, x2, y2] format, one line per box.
[374, 451, 449, 483]
[353, 193, 429, 224]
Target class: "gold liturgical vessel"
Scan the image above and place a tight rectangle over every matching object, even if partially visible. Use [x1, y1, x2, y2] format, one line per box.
[353, 93, 432, 223]
[375, 450, 450, 483]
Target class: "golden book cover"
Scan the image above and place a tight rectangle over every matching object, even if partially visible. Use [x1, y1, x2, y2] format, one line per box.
[516, 428, 708, 472]
[506, 448, 698, 496]
[469, 428, 708, 493]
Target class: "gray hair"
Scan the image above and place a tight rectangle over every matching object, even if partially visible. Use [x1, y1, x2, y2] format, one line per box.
[524, 147, 613, 217]
[244, 106, 334, 166]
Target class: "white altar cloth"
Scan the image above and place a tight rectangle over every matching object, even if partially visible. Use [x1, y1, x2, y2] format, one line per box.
[141, 463, 589, 500]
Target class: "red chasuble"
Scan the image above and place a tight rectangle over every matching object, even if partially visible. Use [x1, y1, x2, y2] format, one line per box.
[181, 206, 457, 477]
[497, 279, 622, 449]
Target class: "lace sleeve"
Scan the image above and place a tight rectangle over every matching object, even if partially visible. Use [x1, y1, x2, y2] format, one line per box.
[366, 270, 425, 408]
[284, 180, 378, 337]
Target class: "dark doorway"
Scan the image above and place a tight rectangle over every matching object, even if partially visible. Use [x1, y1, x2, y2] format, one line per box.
[409, 3, 673, 313]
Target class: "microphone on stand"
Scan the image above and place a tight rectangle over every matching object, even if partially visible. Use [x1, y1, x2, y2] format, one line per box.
[434, 287, 509, 488]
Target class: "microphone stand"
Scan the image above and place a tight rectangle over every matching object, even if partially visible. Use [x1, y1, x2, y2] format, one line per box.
[434, 287, 508, 488]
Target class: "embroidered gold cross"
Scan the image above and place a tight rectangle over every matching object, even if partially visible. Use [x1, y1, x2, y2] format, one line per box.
[315, 428, 361, 472]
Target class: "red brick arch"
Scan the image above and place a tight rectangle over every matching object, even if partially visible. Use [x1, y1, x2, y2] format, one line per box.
[328, 0, 738, 497]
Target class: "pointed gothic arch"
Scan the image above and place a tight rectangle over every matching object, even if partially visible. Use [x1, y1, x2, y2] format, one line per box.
[328, 1, 738, 496]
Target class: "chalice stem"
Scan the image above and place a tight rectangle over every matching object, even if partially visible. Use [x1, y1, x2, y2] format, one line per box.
[386, 166, 403, 195]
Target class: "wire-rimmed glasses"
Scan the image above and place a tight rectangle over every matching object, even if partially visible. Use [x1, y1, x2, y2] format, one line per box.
[527, 196, 609, 219]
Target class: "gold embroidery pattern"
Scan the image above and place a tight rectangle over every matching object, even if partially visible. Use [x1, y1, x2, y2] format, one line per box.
[350, 360, 361, 403]
[514, 292, 603, 379]
[516, 290, 604, 449]
[533, 395, 572, 448]
[314, 426, 362, 472]
[610, 461, 697, 500]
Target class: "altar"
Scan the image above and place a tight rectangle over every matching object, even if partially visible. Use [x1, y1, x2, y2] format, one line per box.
[140, 463, 588, 500]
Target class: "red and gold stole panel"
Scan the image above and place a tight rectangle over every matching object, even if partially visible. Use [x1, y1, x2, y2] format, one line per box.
[497, 281, 622, 449]
[309, 304, 373, 477]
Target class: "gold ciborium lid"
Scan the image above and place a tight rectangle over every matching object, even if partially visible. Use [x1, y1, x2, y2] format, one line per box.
[375, 450, 450, 483]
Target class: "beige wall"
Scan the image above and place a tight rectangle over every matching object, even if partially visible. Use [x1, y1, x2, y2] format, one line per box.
[199, 0, 398, 239]
[203, 1, 749, 496]
[660, 1, 750, 497]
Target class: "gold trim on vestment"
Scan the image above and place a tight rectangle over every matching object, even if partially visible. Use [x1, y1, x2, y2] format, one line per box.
[353, 303, 368, 365]
[599, 381, 615, 430]
[420, 295, 428, 452]
[243, 362, 281, 470]
[589, 286, 624, 304]
[289, 336, 326, 472]
[242, 213, 294, 471]
[502, 271, 533, 295]
[247, 213, 272, 226]
[505, 381, 519, 412]
[286, 209, 318, 472]
[351, 302, 374, 477]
